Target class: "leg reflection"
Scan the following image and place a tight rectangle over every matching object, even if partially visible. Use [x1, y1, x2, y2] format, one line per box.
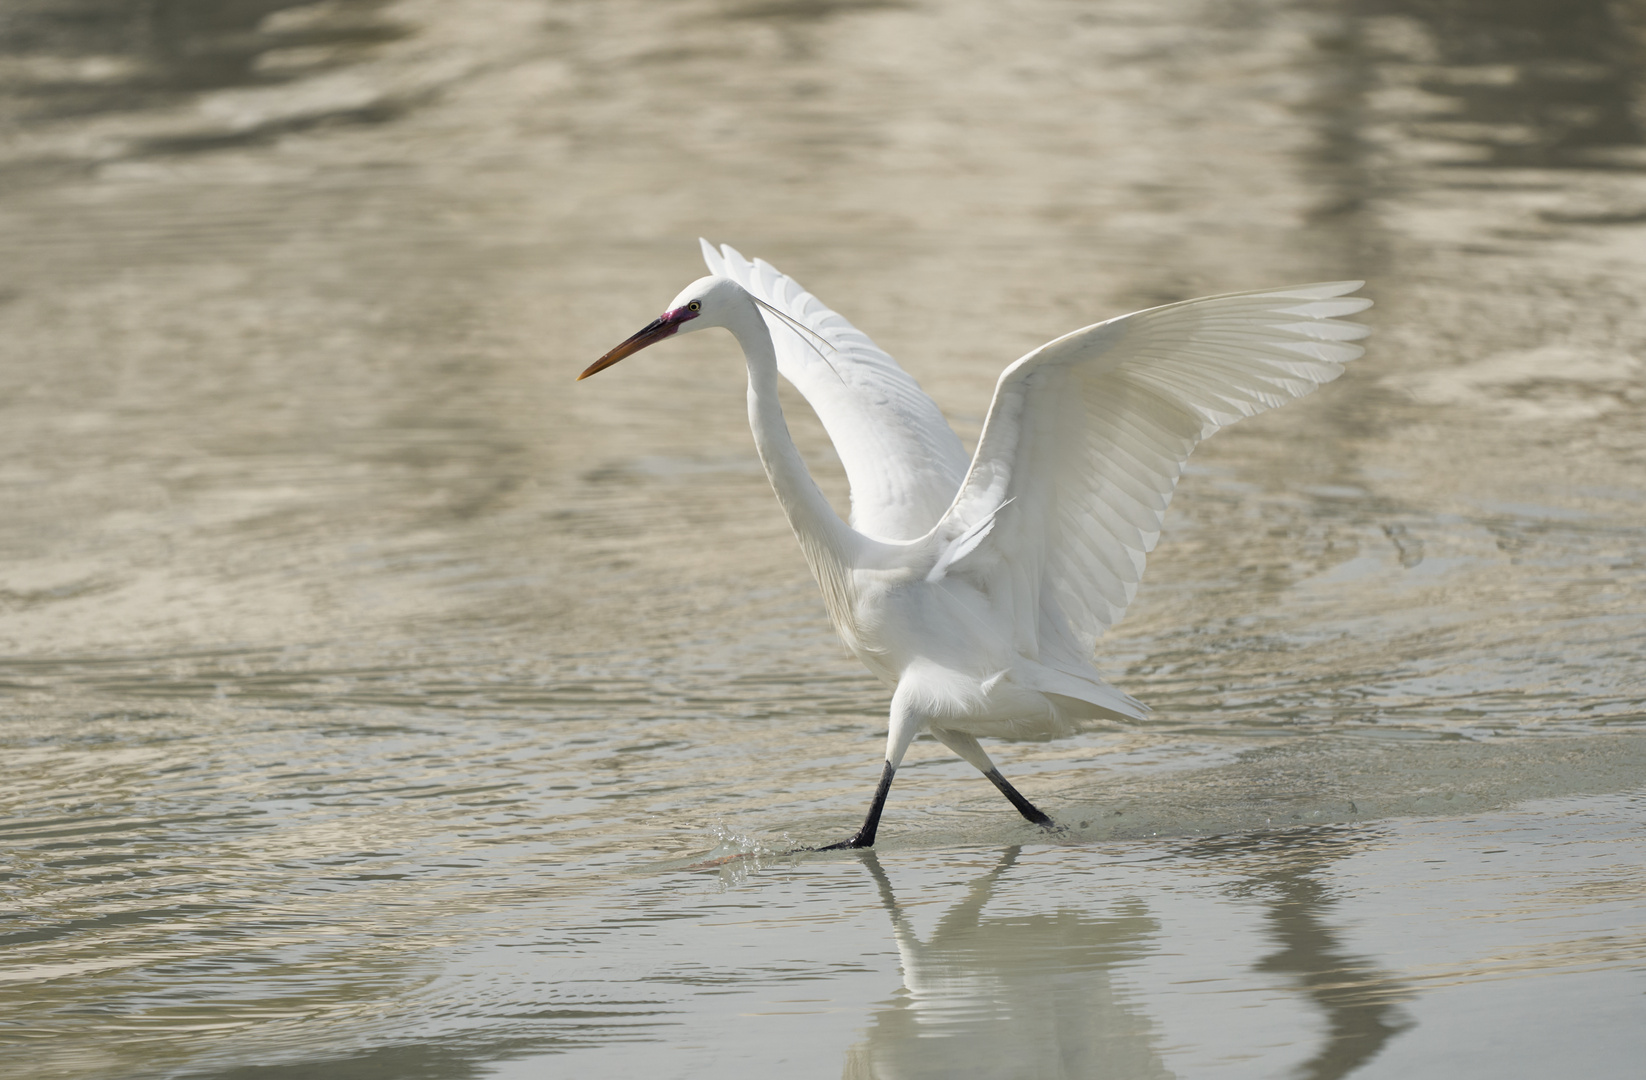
[843, 849, 1169, 1080]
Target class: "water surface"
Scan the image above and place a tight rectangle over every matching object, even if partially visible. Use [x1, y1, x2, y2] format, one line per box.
[2, 1, 1643, 1077]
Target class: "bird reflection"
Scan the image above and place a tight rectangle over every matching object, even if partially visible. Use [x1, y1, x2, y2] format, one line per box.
[1186, 828, 1413, 1080]
[842, 849, 1170, 1080]
[843, 833, 1411, 1080]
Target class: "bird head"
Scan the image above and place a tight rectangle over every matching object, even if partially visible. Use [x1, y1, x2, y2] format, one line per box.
[578, 275, 746, 380]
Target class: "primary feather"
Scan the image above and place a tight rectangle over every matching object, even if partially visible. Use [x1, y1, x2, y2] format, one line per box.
[928, 283, 1371, 722]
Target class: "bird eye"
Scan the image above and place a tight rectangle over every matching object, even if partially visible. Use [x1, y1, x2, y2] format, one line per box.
[687, 301, 701, 312]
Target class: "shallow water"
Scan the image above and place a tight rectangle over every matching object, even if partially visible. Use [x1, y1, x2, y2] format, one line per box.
[1, 1, 1644, 1077]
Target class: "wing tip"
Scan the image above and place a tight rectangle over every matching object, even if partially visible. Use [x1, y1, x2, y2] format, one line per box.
[699, 237, 725, 275]
[1259, 280, 1369, 301]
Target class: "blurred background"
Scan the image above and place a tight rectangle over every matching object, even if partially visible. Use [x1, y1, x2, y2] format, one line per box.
[1, 2, 1643, 1078]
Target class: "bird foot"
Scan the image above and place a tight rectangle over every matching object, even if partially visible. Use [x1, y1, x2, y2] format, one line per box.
[817, 830, 875, 851]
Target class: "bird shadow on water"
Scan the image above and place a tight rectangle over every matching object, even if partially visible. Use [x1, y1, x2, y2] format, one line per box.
[842, 832, 1410, 1080]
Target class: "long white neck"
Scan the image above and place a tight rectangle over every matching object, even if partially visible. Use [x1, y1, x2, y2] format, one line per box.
[724, 298, 860, 634]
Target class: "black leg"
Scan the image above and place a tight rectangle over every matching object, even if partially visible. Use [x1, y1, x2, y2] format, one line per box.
[819, 759, 896, 850]
[983, 767, 1055, 829]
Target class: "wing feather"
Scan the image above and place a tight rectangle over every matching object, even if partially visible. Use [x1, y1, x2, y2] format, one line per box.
[940, 282, 1371, 663]
[705, 241, 969, 540]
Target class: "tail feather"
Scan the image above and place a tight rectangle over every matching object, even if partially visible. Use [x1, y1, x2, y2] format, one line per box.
[1023, 659, 1148, 723]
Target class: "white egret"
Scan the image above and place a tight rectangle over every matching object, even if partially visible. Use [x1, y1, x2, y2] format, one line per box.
[580, 241, 1371, 848]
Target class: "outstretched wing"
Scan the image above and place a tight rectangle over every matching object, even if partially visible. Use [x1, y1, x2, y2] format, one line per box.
[703, 241, 969, 541]
[936, 282, 1372, 669]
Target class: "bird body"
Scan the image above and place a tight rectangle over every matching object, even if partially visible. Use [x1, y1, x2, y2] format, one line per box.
[582, 242, 1371, 847]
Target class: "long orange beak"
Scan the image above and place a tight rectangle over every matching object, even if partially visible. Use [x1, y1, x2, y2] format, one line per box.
[578, 307, 697, 380]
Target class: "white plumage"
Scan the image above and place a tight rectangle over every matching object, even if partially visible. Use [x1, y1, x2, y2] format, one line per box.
[581, 242, 1371, 847]
[703, 241, 969, 541]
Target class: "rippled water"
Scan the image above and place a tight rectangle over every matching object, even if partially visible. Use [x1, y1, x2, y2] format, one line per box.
[2, 1, 1644, 1077]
